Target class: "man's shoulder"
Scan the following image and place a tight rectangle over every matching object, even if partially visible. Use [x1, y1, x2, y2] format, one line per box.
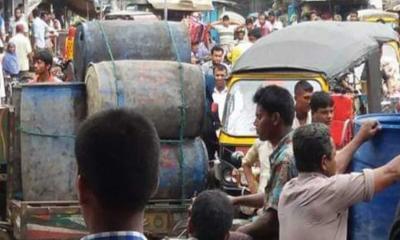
[271, 138, 294, 165]
[81, 231, 146, 240]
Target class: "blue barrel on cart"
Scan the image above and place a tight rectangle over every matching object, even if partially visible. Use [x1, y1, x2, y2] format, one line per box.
[350, 114, 400, 240]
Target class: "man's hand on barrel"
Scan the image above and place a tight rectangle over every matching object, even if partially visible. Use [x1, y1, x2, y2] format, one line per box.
[356, 120, 381, 143]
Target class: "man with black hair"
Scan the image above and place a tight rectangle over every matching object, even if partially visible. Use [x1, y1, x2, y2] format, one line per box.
[231, 85, 297, 239]
[248, 28, 262, 43]
[29, 50, 61, 83]
[210, 15, 243, 53]
[348, 10, 359, 21]
[293, 80, 314, 128]
[268, 11, 283, 31]
[33, 11, 50, 49]
[212, 64, 228, 122]
[9, 7, 28, 36]
[279, 123, 400, 240]
[75, 109, 160, 240]
[189, 190, 233, 240]
[202, 46, 230, 77]
[254, 12, 272, 36]
[310, 91, 334, 126]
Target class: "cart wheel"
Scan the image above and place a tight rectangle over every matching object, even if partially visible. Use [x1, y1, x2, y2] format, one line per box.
[0, 230, 11, 240]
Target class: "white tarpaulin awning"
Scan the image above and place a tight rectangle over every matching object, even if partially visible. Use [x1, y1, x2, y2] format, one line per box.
[26, 0, 97, 18]
[148, 0, 214, 11]
[26, 0, 42, 15]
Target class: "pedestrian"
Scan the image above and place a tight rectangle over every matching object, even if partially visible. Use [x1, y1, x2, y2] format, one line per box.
[29, 50, 62, 83]
[75, 109, 160, 240]
[33, 11, 56, 50]
[9, 7, 29, 37]
[188, 190, 234, 240]
[209, 15, 243, 53]
[0, 5, 6, 51]
[278, 123, 400, 240]
[202, 46, 230, 77]
[334, 14, 343, 22]
[2, 42, 19, 77]
[212, 64, 228, 122]
[241, 139, 272, 194]
[230, 85, 297, 239]
[310, 91, 334, 126]
[254, 12, 272, 37]
[268, 11, 283, 31]
[293, 80, 313, 128]
[228, 28, 253, 65]
[244, 18, 254, 41]
[248, 28, 262, 43]
[348, 10, 359, 21]
[9, 24, 32, 81]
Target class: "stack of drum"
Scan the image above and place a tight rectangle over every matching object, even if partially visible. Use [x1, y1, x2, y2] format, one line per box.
[12, 20, 208, 202]
[81, 20, 209, 200]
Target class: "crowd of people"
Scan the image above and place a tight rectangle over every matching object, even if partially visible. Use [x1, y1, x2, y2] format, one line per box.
[186, 10, 400, 236]
[0, 6, 65, 103]
[76, 85, 400, 240]
[0, 5, 396, 240]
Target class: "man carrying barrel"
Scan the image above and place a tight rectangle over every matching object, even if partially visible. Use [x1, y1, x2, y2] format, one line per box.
[278, 123, 400, 240]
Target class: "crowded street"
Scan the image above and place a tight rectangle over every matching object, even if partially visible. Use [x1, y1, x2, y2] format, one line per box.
[0, 0, 398, 240]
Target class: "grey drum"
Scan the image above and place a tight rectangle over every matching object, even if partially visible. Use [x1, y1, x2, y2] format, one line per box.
[86, 60, 205, 139]
[74, 20, 191, 81]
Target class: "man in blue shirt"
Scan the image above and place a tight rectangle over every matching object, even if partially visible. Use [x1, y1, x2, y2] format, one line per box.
[75, 109, 160, 240]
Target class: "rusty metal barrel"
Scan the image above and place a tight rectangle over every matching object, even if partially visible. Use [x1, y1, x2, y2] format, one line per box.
[155, 138, 208, 199]
[74, 20, 191, 81]
[85, 60, 205, 139]
[18, 83, 86, 201]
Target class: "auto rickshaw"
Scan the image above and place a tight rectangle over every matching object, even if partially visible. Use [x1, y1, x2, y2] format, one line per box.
[215, 21, 399, 191]
[358, 9, 399, 28]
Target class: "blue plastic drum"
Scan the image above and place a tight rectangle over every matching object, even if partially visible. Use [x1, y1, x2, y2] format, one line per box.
[350, 114, 400, 240]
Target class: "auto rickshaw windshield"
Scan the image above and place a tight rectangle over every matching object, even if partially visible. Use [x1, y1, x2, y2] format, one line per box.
[222, 79, 323, 137]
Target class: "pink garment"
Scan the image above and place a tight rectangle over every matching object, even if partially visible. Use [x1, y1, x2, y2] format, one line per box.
[254, 20, 273, 36]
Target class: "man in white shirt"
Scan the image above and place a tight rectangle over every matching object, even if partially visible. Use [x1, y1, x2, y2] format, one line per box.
[268, 11, 283, 32]
[9, 7, 29, 37]
[10, 24, 32, 75]
[212, 64, 229, 122]
[293, 80, 314, 128]
[241, 139, 272, 194]
[33, 11, 55, 50]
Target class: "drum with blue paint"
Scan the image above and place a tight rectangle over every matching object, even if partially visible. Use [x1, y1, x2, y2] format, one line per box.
[350, 114, 400, 240]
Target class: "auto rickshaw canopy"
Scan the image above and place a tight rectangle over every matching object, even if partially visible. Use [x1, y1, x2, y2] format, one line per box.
[358, 9, 398, 23]
[233, 22, 397, 82]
